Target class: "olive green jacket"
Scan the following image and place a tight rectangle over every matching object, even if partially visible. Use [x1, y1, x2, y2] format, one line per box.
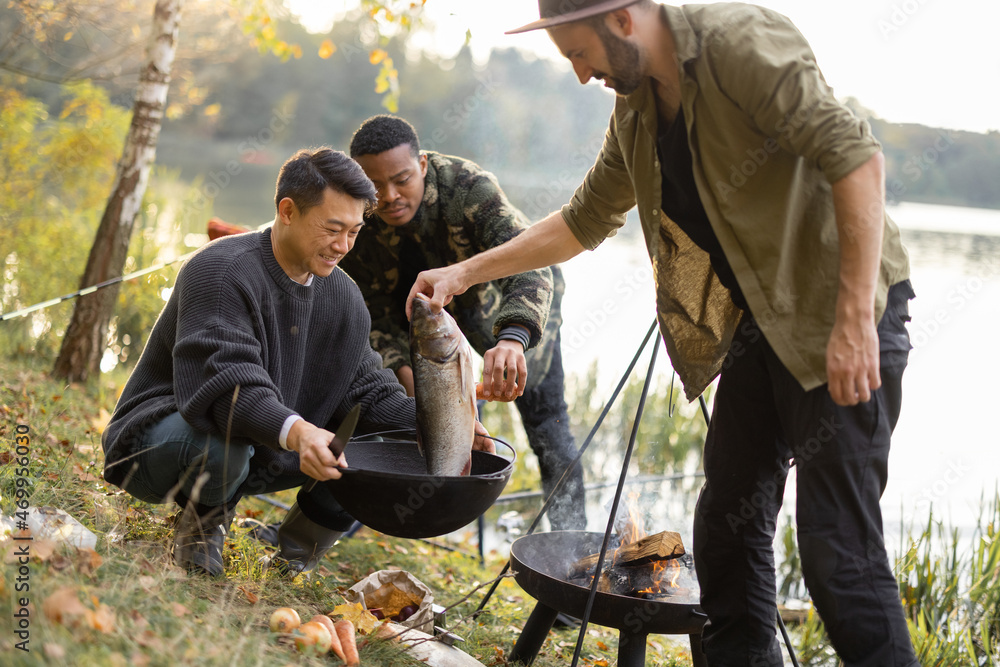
[562, 2, 909, 399]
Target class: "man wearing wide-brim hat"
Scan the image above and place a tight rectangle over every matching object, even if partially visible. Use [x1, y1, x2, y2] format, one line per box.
[410, 1, 919, 664]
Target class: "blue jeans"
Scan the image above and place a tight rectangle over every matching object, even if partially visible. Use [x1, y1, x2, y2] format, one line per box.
[121, 412, 252, 506]
[120, 412, 356, 530]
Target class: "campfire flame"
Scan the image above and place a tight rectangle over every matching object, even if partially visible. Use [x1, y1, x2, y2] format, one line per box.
[606, 492, 647, 569]
[588, 493, 685, 596]
[619, 491, 646, 546]
[637, 559, 683, 595]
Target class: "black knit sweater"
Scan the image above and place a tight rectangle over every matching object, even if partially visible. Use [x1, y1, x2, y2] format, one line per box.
[102, 229, 416, 488]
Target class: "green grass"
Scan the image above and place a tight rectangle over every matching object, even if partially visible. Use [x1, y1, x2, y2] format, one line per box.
[0, 355, 694, 666]
[6, 353, 999, 666]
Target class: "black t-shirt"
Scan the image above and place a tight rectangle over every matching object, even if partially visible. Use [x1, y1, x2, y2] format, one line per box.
[657, 108, 748, 311]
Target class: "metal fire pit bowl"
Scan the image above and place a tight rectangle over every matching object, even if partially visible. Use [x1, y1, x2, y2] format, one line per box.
[324, 437, 514, 539]
[508, 531, 707, 667]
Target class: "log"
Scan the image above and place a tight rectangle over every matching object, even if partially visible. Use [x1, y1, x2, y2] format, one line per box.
[207, 217, 250, 240]
[778, 605, 810, 625]
[569, 531, 685, 579]
[379, 622, 485, 667]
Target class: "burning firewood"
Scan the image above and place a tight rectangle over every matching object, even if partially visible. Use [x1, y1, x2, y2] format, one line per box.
[568, 531, 685, 580]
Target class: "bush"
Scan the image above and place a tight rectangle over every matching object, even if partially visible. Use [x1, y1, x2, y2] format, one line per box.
[0, 82, 128, 358]
[0, 83, 207, 370]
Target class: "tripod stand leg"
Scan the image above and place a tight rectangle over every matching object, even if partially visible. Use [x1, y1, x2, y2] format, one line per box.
[509, 602, 559, 665]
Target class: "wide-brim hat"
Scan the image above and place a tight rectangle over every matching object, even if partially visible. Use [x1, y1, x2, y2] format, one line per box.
[506, 0, 642, 35]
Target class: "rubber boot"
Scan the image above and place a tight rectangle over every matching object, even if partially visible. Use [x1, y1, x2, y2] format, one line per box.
[243, 520, 280, 547]
[172, 493, 239, 577]
[267, 503, 344, 577]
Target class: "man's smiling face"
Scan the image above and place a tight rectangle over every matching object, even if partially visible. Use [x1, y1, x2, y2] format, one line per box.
[275, 186, 365, 283]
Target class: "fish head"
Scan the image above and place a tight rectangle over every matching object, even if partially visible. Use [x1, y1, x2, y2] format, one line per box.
[410, 294, 462, 362]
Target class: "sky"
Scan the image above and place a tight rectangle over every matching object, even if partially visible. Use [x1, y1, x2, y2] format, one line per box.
[286, 0, 1000, 134]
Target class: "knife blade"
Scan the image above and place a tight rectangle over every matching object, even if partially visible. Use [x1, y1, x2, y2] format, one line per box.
[328, 403, 361, 459]
[301, 403, 362, 491]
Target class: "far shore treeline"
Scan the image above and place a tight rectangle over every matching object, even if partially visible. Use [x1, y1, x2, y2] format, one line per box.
[5, 8, 998, 223]
[155, 30, 1000, 217]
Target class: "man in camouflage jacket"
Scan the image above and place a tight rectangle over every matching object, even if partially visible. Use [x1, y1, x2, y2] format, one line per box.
[342, 114, 585, 530]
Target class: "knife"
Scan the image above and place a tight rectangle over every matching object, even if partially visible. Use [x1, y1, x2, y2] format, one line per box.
[301, 403, 362, 490]
[328, 403, 361, 459]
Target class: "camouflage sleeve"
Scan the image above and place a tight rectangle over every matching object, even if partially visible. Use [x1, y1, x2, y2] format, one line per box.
[462, 172, 554, 349]
[338, 235, 411, 371]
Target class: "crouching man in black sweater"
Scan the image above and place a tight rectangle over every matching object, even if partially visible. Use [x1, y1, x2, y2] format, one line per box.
[102, 147, 483, 577]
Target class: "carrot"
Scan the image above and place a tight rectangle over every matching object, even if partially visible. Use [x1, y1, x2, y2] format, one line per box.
[334, 618, 360, 666]
[311, 615, 345, 661]
[475, 382, 518, 402]
[328, 629, 346, 662]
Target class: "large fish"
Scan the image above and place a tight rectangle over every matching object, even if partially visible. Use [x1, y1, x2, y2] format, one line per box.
[410, 294, 477, 477]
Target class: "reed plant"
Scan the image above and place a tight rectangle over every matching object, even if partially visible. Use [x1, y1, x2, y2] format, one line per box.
[788, 495, 1000, 666]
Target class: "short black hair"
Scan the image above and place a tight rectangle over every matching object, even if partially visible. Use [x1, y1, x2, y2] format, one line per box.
[275, 147, 377, 215]
[349, 115, 420, 158]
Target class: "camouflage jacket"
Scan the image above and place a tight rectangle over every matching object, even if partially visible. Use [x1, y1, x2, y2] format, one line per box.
[340, 152, 564, 388]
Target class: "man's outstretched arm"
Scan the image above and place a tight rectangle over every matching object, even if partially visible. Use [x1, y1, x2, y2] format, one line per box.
[405, 210, 586, 317]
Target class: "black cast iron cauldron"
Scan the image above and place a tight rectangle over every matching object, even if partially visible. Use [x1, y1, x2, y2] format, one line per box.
[508, 531, 707, 667]
[324, 436, 514, 539]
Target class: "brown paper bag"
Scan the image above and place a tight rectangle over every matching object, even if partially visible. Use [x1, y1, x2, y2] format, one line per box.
[345, 569, 435, 635]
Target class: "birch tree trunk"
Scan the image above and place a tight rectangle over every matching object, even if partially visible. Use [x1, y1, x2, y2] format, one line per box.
[53, 0, 182, 382]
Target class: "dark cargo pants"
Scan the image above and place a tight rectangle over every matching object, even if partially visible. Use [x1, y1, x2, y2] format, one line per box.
[514, 331, 587, 531]
[693, 280, 919, 666]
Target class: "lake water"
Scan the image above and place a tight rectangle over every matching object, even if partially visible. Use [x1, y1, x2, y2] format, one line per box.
[551, 201, 1000, 541]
